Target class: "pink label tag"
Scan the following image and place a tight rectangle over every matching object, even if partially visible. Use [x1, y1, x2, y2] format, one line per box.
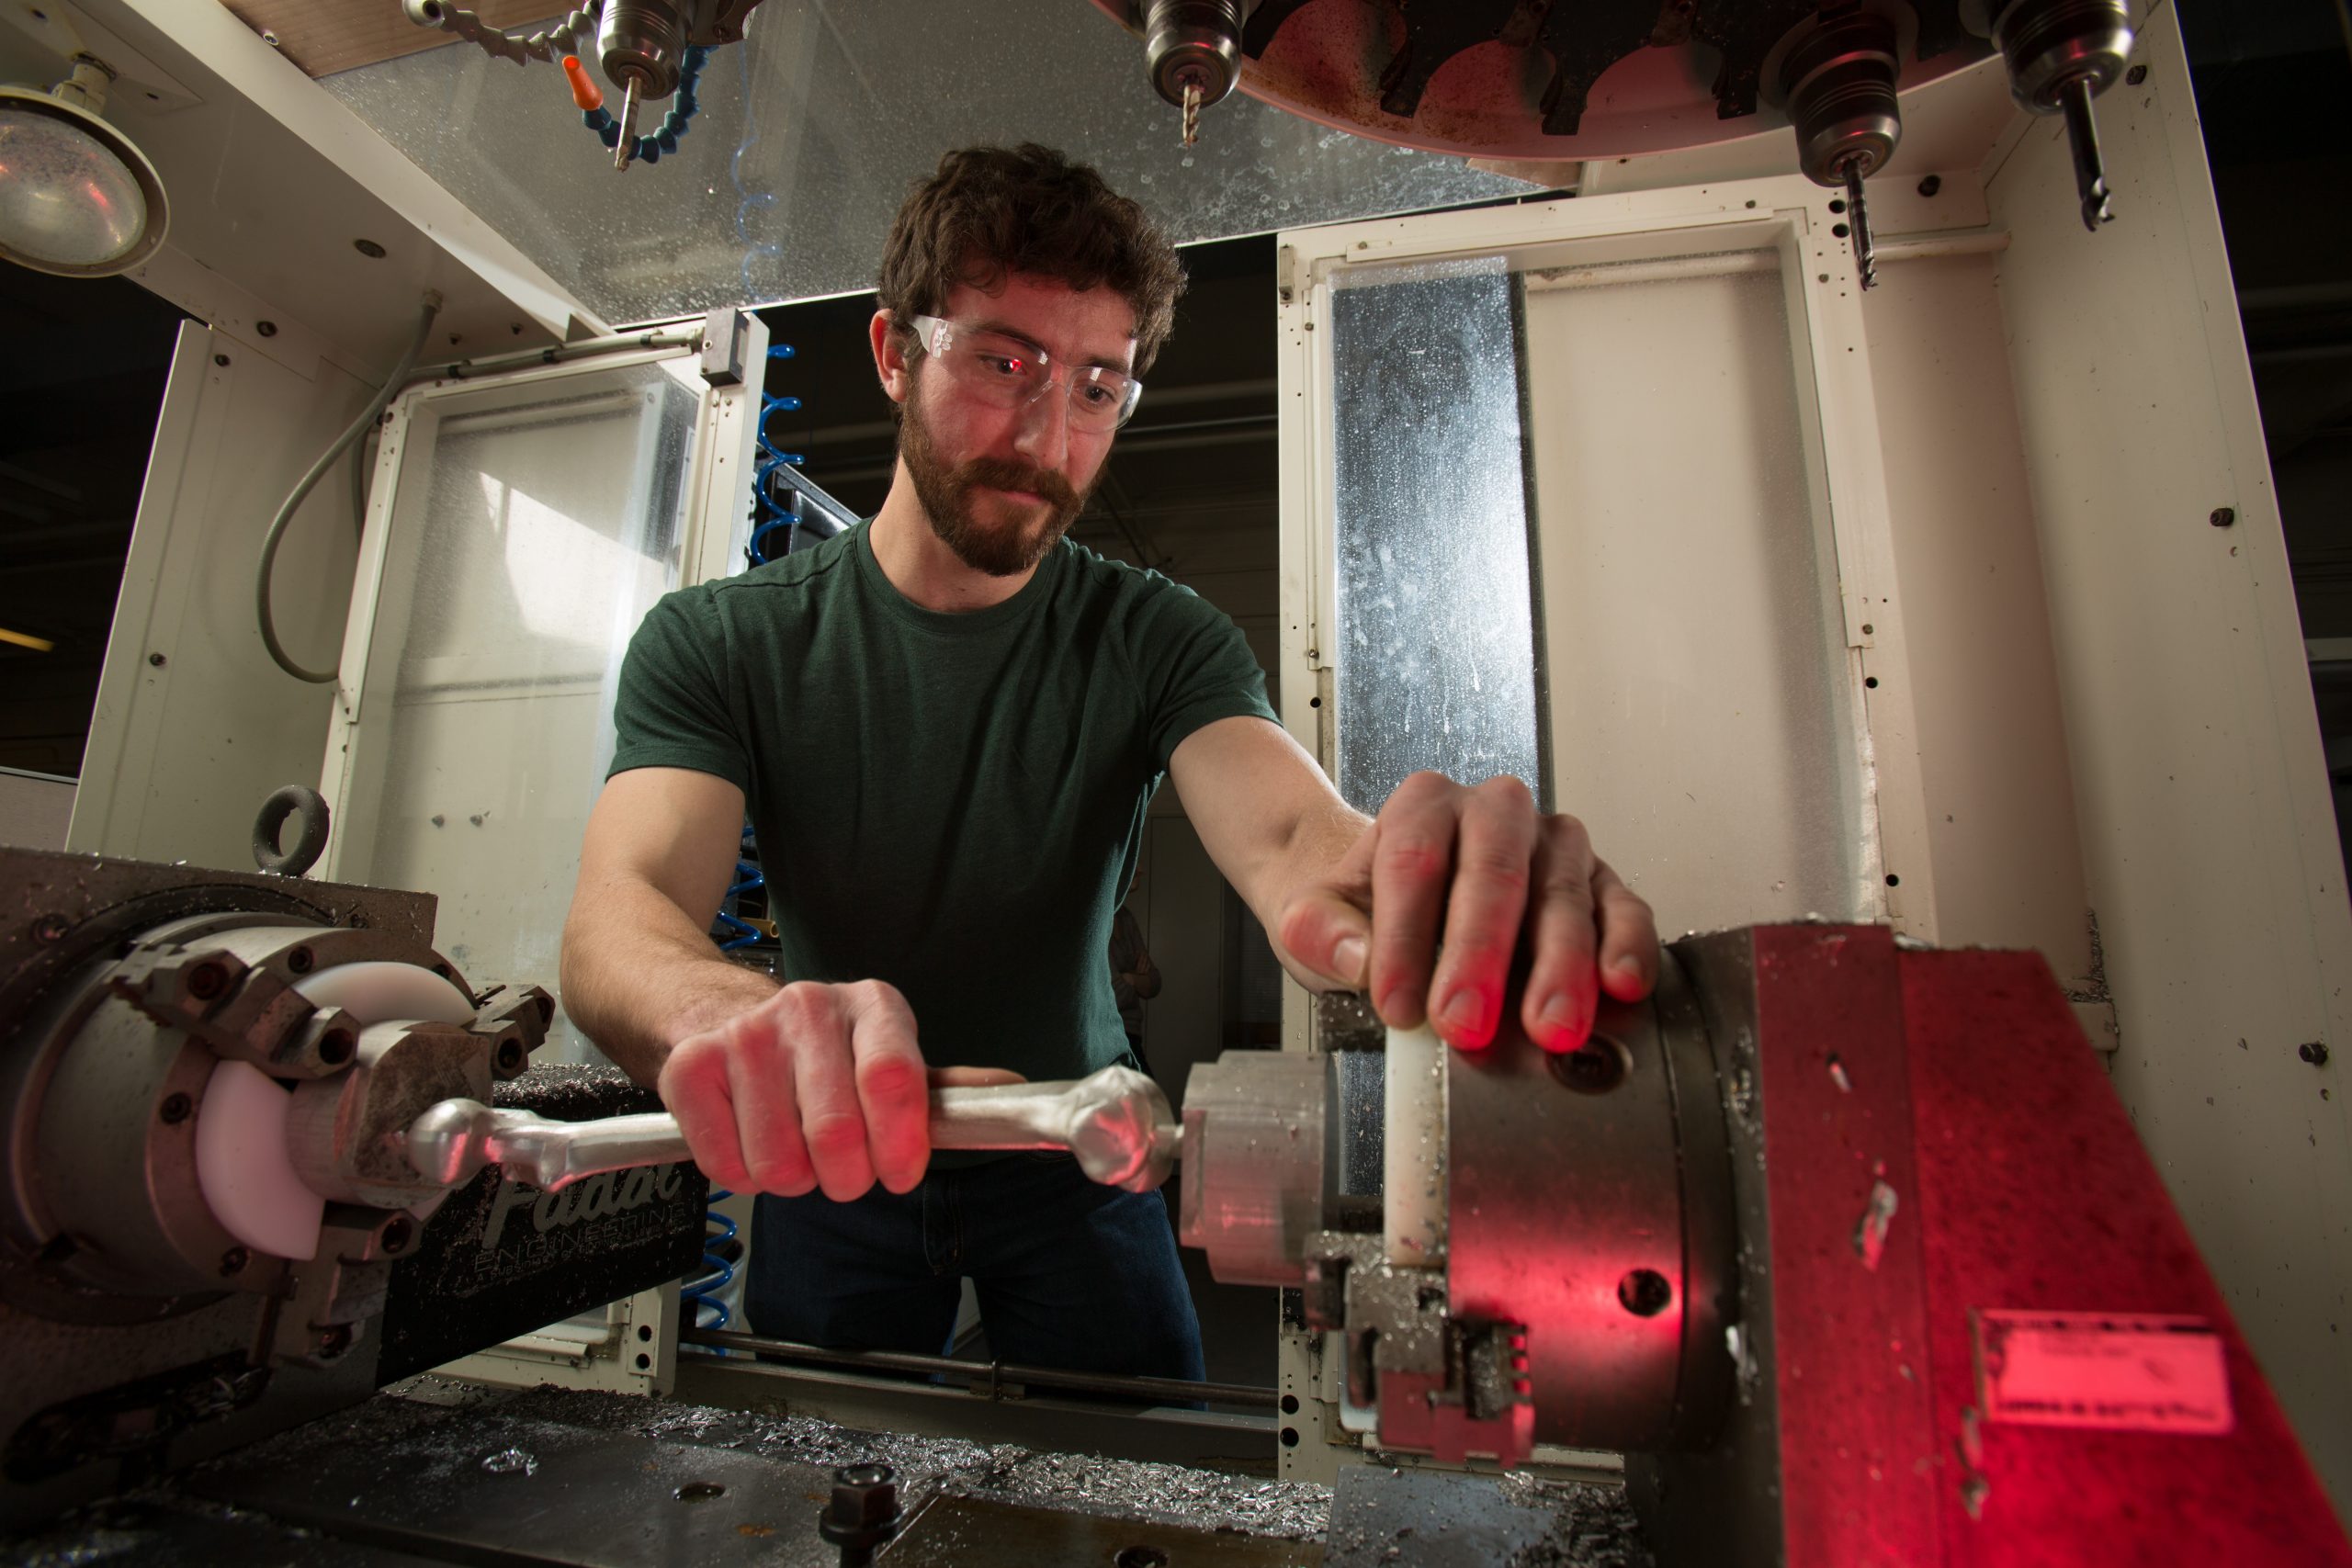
[1974, 1311, 2233, 1435]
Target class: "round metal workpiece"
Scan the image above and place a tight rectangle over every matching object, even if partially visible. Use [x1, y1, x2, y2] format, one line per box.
[1143, 0, 1244, 110]
[1178, 1049, 1326, 1286]
[1774, 9, 1904, 186]
[1961, 0, 2132, 112]
[598, 0, 684, 97]
[1445, 960, 1736, 1454]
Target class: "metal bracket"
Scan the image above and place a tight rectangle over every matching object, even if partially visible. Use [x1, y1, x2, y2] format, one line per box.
[699, 307, 750, 387]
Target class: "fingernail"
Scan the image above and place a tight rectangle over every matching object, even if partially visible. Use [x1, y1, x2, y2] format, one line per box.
[1440, 989, 1486, 1039]
[1539, 995, 1580, 1045]
[1332, 936, 1367, 985]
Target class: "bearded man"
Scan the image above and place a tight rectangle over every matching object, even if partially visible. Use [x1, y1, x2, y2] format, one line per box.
[561, 144, 1657, 1381]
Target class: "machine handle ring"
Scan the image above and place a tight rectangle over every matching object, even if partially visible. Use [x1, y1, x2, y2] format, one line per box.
[252, 785, 331, 877]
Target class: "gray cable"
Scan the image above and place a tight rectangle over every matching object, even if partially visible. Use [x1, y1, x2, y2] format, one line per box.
[256, 293, 442, 685]
[350, 423, 370, 541]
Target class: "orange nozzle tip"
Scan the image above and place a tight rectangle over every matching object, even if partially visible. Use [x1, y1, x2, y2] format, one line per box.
[561, 54, 604, 111]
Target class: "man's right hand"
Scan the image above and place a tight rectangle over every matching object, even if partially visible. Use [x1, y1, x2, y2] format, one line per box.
[658, 979, 1014, 1201]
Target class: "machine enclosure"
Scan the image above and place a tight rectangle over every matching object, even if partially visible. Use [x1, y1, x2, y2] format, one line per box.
[1631, 925, 2352, 1565]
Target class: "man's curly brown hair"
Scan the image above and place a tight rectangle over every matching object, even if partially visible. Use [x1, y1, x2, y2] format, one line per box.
[877, 144, 1187, 376]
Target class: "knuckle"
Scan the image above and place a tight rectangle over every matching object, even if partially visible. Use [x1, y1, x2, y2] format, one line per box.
[1375, 838, 1450, 883]
[805, 1111, 868, 1157]
[857, 1053, 922, 1102]
[1459, 841, 1533, 892]
[1475, 774, 1535, 810]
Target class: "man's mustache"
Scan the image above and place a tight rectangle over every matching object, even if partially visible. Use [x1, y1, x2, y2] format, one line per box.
[958, 457, 1079, 511]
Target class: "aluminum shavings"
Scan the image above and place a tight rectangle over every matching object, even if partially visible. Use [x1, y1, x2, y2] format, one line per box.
[478, 1447, 537, 1476]
[959, 1448, 1331, 1540]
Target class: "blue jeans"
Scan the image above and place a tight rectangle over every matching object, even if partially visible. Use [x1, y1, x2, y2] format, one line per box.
[743, 1152, 1205, 1383]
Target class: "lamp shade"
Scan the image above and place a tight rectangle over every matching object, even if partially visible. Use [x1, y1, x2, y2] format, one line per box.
[0, 85, 167, 277]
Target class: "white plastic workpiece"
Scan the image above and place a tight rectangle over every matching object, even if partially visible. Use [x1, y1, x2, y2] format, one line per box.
[195, 1060, 324, 1260]
[1383, 1021, 1448, 1268]
[190, 960, 476, 1261]
[290, 961, 476, 1029]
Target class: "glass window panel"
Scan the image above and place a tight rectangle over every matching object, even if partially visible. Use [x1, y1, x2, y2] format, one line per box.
[322, 2, 1529, 323]
[345, 364, 700, 1062]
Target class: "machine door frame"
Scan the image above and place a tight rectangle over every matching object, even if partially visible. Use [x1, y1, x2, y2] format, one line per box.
[1276, 175, 1984, 957]
[313, 328, 760, 888]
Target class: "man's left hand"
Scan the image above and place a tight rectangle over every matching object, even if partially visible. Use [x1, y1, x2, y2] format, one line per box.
[1275, 773, 1657, 1052]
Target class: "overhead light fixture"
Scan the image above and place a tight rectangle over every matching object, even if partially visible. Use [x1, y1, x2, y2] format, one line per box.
[0, 54, 168, 278]
[0, 626, 57, 653]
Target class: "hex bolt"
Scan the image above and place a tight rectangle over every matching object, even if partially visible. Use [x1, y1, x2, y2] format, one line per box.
[185, 961, 231, 1001]
[2300, 1042, 2330, 1067]
[30, 912, 70, 943]
[220, 1247, 251, 1277]
[2210, 507, 2236, 528]
[817, 1462, 903, 1567]
[160, 1092, 194, 1124]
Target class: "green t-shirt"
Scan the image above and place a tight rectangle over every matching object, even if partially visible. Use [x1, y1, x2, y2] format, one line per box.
[607, 522, 1278, 1083]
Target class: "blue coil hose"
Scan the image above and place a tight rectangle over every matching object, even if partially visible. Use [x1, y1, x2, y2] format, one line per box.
[581, 45, 708, 164]
[679, 1189, 739, 1330]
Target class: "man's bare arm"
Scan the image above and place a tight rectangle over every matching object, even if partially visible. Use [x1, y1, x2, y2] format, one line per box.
[560, 767, 775, 1088]
[1169, 715, 1657, 1054]
[1167, 716, 1372, 989]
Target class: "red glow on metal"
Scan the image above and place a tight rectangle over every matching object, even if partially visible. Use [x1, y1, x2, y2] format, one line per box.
[1900, 950, 2351, 1566]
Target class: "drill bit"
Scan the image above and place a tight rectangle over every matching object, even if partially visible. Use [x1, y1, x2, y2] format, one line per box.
[1841, 158, 1877, 291]
[2058, 74, 2113, 231]
[1182, 79, 1201, 149]
[613, 76, 639, 171]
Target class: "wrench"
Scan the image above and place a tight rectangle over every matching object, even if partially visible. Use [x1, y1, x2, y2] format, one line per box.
[401, 1064, 1181, 1196]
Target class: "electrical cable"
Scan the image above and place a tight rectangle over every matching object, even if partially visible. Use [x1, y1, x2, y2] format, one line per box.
[255, 292, 444, 685]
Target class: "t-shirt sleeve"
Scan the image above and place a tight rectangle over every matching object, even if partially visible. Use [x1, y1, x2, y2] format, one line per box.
[607, 588, 752, 790]
[1130, 578, 1281, 769]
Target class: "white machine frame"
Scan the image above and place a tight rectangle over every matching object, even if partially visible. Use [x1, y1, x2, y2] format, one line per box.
[1273, 4, 2351, 1509]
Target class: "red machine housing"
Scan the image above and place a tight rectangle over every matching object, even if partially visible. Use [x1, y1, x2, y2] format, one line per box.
[1631, 924, 2350, 1566]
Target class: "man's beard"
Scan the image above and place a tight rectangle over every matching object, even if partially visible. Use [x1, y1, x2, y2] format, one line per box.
[899, 388, 1090, 578]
